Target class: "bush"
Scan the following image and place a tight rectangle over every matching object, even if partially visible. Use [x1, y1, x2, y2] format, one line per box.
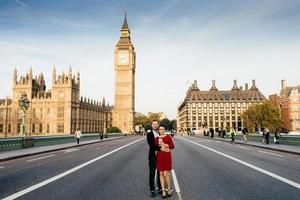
[107, 127, 122, 133]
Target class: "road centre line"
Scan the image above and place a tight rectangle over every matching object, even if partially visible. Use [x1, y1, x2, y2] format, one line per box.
[27, 155, 55, 162]
[258, 150, 284, 158]
[179, 137, 300, 190]
[2, 137, 144, 200]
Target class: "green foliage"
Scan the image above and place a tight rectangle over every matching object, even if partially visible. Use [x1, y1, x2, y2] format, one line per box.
[107, 127, 122, 133]
[134, 113, 176, 131]
[241, 101, 282, 133]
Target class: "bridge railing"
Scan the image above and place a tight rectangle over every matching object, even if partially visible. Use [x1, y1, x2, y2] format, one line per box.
[218, 133, 300, 146]
[0, 133, 124, 151]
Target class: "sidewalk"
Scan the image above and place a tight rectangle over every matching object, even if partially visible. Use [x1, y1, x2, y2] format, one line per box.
[0, 136, 125, 162]
[197, 136, 300, 155]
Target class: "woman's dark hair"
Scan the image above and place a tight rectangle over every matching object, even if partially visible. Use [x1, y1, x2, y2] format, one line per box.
[159, 124, 166, 129]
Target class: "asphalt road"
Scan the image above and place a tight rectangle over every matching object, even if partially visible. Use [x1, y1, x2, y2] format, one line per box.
[0, 136, 299, 200]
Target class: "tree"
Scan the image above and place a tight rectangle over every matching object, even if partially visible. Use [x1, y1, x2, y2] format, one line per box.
[241, 101, 282, 133]
[107, 127, 122, 133]
[160, 118, 172, 130]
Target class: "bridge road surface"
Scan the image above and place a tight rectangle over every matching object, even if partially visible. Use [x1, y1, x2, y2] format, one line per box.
[0, 136, 300, 200]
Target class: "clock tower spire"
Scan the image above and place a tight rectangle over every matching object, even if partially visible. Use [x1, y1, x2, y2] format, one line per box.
[112, 13, 136, 134]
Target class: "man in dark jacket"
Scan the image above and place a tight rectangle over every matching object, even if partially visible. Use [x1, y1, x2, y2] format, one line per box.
[147, 120, 162, 198]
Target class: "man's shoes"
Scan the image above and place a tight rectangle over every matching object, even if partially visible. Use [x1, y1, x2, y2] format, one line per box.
[157, 188, 162, 194]
[149, 191, 156, 198]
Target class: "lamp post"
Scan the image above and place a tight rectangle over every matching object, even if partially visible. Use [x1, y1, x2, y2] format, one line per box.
[18, 93, 32, 147]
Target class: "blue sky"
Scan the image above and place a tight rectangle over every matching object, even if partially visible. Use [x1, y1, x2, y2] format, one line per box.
[1, 0, 300, 119]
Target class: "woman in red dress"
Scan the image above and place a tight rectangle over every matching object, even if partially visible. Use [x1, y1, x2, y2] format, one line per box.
[155, 125, 175, 198]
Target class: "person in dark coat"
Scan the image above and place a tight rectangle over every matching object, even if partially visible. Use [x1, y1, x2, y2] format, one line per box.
[265, 128, 270, 144]
[147, 120, 162, 198]
[210, 128, 214, 138]
[274, 130, 280, 144]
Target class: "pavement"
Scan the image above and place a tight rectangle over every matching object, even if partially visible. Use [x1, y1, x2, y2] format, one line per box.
[0, 136, 125, 162]
[197, 135, 300, 155]
[0, 136, 300, 200]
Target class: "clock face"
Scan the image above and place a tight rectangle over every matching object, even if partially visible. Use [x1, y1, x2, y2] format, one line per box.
[118, 50, 129, 65]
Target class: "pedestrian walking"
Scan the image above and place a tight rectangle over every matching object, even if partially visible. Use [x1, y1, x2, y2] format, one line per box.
[222, 129, 226, 138]
[274, 130, 280, 144]
[262, 128, 265, 144]
[242, 127, 248, 143]
[210, 128, 214, 138]
[74, 128, 82, 144]
[264, 128, 270, 144]
[156, 125, 175, 198]
[147, 120, 162, 198]
[230, 127, 236, 144]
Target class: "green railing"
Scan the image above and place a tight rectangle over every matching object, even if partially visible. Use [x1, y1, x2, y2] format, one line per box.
[0, 133, 124, 151]
[216, 134, 300, 146]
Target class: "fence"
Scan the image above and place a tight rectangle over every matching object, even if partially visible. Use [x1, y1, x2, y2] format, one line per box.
[0, 133, 124, 151]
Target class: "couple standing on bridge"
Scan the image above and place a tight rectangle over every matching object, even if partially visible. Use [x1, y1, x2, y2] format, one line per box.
[147, 120, 175, 198]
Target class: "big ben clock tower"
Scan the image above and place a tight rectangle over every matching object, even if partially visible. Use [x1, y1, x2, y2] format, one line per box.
[112, 13, 136, 134]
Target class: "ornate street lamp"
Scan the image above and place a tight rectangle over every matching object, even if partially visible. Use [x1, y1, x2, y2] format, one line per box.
[18, 93, 32, 147]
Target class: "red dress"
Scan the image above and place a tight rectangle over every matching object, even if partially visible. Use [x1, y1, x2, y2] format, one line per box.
[155, 135, 175, 171]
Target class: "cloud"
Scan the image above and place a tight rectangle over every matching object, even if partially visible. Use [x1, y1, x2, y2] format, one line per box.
[15, 0, 27, 7]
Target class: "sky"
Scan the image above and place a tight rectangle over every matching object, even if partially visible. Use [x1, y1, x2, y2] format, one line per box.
[0, 0, 300, 119]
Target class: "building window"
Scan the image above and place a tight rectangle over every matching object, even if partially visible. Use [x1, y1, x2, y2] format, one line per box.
[32, 124, 35, 133]
[17, 123, 21, 133]
[0, 124, 3, 133]
[33, 108, 36, 118]
[57, 107, 64, 118]
[57, 124, 64, 133]
[47, 124, 50, 133]
[39, 124, 43, 133]
[47, 108, 51, 114]
[8, 124, 11, 133]
[40, 108, 43, 118]
[0, 109, 3, 119]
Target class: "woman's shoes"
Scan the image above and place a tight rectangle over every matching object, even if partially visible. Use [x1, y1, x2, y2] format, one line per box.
[167, 189, 172, 197]
[162, 190, 167, 199]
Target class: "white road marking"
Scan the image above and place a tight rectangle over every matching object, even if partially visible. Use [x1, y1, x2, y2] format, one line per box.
[171, 169, 183, 200]
[236, 146, 251, 150]
[258, 150, 284, 158]
[0, 166, 4, 169]
[179, 137, 300, 190]
[2, 138, 144, 200]
[27, 155, 55, 163]
[64, 148, 79, 153]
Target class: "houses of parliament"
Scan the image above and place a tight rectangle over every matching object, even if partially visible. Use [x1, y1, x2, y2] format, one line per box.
[0, 14, 136, 137]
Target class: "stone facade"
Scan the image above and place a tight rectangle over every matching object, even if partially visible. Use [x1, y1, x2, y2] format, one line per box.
[0, 67, 112, 138]
[177, 80, 266, 134]
[271, 80, 300, 132]
[112, 14, 135, 134]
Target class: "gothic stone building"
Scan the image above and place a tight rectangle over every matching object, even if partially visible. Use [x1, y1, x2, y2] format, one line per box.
[0, 68, 112, 138]
[177, 80, 266, 133]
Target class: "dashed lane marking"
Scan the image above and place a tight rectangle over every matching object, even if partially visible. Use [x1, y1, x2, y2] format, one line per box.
[2, 137, 144, 200]
[258, 150, 284, 158]
[236, 146, 251, 150]
[179, 137, 300, 190]
[27, 155, 55, 163]
[171, 169, 183, 200]
[64, 148, 79, 153]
